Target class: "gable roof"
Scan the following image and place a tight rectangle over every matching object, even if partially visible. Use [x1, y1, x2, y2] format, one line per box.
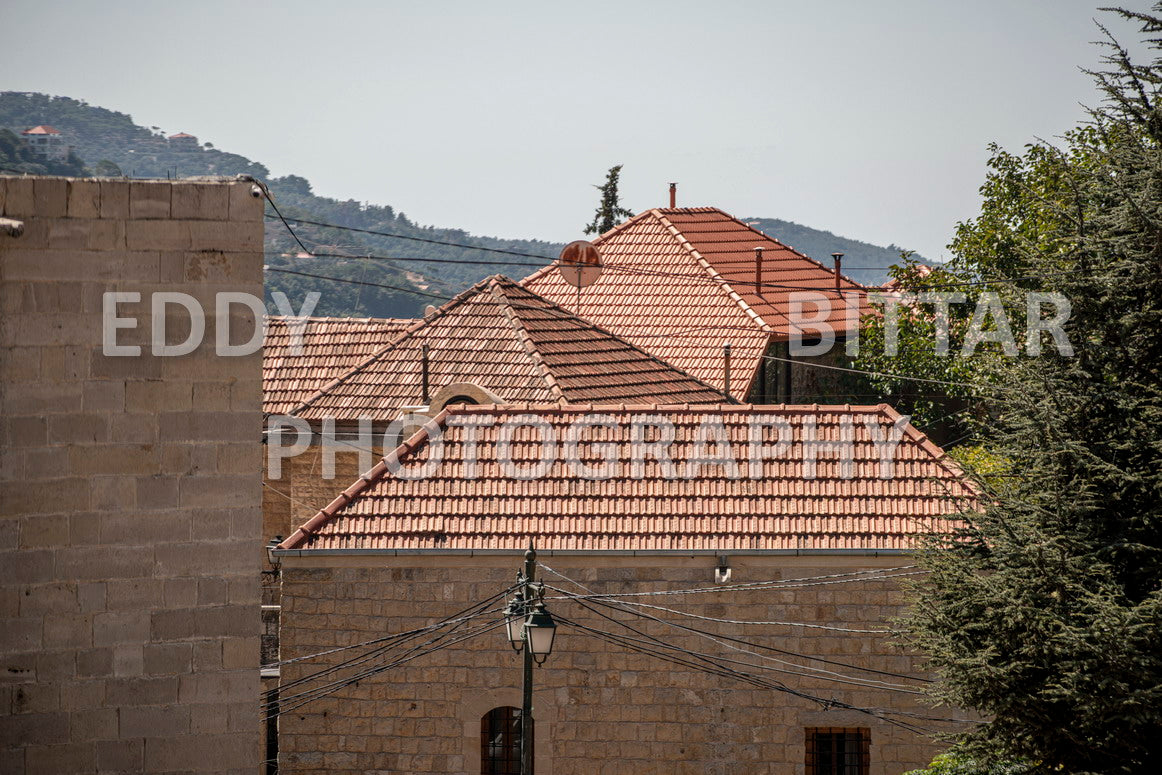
[278, 403, 975, 553]
[168, 132, 197, 139]
[286, 276, 729, 422]
[521, 207, 872, 396]
[22, 125, 61, 135]
[263, 315, 414, 415]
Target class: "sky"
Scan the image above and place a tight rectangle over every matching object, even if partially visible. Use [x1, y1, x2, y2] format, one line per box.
[2, 1, 1150, 261]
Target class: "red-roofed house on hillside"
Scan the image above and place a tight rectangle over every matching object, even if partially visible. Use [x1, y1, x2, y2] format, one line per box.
[522, 207, 874, 404]
[168, 131, 199, 149]
[269, 403, 976, 773]
[21, 125, 68, 161]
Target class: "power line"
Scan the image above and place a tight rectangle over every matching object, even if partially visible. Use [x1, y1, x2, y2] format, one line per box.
[762, 352, 1011, 394]
[265, 208, 1057, 296]
[538, 564, 932, 684]
[553, 611, 959, 736]
[264, 212, 558, 261]
[265, 266, 450, 301]
[268, 618, 505, 719]
[264, 584, 515, 700]
[265, 209, 1073, 292]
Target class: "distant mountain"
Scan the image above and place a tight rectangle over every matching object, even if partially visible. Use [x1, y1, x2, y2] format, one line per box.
[1, 91, 923, 317]
[743, 217, 928, 286]
[0, 92, 561, 318]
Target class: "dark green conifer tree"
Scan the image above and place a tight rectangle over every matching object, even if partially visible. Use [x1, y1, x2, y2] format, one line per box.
[904, 8, 1162, 774]
[583, 164, 634, 235]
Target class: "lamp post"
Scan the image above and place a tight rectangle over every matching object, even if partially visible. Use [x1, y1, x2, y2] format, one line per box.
[504, 542, 557, 775]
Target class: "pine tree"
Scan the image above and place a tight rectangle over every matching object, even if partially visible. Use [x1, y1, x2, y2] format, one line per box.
[904, 8, 1162, 774]
[583, 164, 634, 235]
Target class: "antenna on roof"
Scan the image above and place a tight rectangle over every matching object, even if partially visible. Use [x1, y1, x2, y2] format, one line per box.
[669, 182, 677, 208]
[831, 252, 844, 295]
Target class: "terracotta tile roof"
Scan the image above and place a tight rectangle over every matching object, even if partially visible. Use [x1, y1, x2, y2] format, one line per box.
[22, 125, 61, 135]
[168, 132, 197, 139]
[278, 404, 974, 553]
[521, 207, 872, 396]
[287, 276, 728, 422]
[263, 316, 413, 415]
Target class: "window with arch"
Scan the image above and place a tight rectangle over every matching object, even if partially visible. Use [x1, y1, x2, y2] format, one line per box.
[481, 706, 531, 774]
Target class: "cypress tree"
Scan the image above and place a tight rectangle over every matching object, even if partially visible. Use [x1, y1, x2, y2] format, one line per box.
[583, 164, 634, 235]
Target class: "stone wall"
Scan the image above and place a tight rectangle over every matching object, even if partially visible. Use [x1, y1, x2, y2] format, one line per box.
[0, 176, 263, 773]
[275, 554, 959, 774]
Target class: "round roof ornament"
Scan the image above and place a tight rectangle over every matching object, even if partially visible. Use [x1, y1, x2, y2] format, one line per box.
[557, 240, 603, 288]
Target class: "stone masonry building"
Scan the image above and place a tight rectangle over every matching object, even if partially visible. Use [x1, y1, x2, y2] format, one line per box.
[270, 403, 976, 774]
[1, 175, 264, 773]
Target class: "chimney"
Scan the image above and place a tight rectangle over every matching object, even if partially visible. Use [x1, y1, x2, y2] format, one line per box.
[831, 252, 844, 295]
[723, 343, 732, 399]
[754, 247, 764, 293]
[421, 344, 431, 404]
[669, 182, 677, 208]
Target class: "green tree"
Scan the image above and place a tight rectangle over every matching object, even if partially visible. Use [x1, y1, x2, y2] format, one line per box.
[92, 159, 122, 176]
[583, 164, 634, 235]
[903, 8, 1162, 774]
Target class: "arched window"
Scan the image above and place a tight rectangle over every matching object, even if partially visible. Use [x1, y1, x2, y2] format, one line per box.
[481, 706, 530, 774]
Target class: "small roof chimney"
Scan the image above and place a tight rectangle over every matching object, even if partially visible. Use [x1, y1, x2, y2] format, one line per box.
[669, 182, 677, 208]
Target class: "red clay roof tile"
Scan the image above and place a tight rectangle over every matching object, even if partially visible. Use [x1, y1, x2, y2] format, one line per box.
[279, 404, 974, 553]
[521, 207, 872, 396]
[263, 316, 413, 414]
[286, 276, 728, 422]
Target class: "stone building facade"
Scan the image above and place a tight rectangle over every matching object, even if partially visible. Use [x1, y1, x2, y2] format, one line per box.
[270, 404, 976, 773]
[1, 176, 263, 773]
[274, 553, 957, 775]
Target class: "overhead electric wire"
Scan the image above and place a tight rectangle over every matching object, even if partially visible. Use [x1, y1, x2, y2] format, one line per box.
[267, 617, 506, 719]
[553, 613, 954, 736]
[261, 264, 1017, 399]
[264, 208, 1069, 292]
[265, 266, 451, 301]
[264, 212, 559, 261]
[554, 584, 930, 684]
[264, 584, 515, 702]
[265, 593, 510, 712]
[537, 564, 931, 684]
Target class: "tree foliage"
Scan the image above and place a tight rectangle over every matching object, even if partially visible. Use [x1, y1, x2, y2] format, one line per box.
[903, 8, 1162, 774]
[583, 164, 634, 235]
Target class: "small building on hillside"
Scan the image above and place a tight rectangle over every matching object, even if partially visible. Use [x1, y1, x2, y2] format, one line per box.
[168, 131, 199, 149]
[522, 207, 873, 404]
[20, 125, 68, 160]
[269, 403, 976, 774]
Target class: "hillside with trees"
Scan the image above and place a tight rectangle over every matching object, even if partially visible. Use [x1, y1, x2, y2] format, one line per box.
[0, 91, 926, 316]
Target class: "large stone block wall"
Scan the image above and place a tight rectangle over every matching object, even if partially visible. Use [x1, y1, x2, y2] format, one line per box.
[0, 176, 263, 774]
[276, 555, 960, 774]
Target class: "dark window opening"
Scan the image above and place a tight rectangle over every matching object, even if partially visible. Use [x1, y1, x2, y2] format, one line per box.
[481, 706, 531, 775]
[805, 727, 869, 775]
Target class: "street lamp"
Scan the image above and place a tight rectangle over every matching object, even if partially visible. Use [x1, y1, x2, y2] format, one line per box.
[504, 592, 526, 651]
[503, 542, 556, 775]
[524, 600, 557, 665]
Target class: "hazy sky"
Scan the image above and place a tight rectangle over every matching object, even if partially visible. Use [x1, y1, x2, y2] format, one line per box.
[3, 1, 1149, 261]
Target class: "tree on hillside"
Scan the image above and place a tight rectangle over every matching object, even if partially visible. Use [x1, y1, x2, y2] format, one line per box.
[583, 164, 634, 235]
[903, 7, 1162, 774]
